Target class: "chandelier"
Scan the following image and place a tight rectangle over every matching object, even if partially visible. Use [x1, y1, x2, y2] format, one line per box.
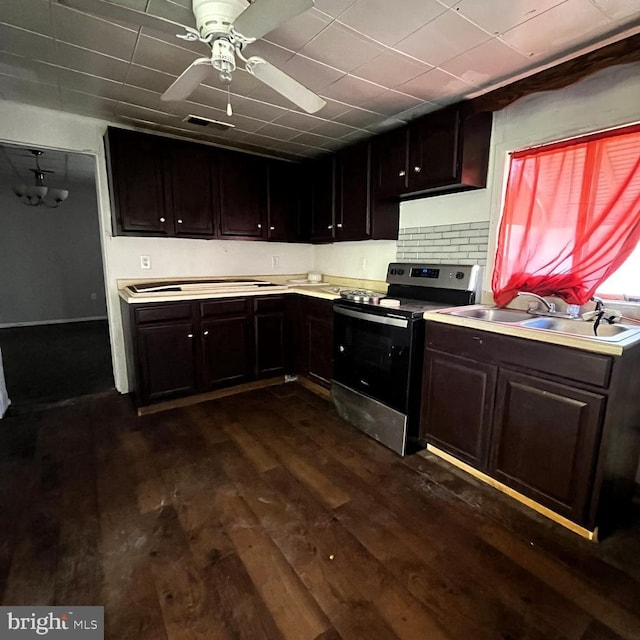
[13, 150, 69, 208]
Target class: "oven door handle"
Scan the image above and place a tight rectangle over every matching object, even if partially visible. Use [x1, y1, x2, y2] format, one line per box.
[334, 306, 409, 328]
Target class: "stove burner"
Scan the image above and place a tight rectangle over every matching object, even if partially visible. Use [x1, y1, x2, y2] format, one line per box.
[339, 289, 384, 304]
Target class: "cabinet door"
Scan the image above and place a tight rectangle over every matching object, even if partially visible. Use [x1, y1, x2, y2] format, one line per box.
[309, 156, 335, 243]
[421, 349, 496, 470]
[165, 139, 216, 237]
[371, 127, 408, 198]
[267, 161, 302, 242]
[107, 128, 169, 235]
[408, 107, 460, 192]
[255, 299, 285, 377]
[219, 150, 267, 238]
[201, 315, 252, 388]
[490, 369, 605, 523]
[336, 141, 370, 242]
[200, 298, 252, 388]
[307, 314, 333, 385]
[137, 322, 197, 402]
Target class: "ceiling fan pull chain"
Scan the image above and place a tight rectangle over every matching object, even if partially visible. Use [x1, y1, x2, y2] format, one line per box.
[227, 85, 233, 117]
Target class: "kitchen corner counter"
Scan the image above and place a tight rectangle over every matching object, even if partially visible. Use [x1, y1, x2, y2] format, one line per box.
[423, 305, 640, 356]
[117, 275, 388, 305]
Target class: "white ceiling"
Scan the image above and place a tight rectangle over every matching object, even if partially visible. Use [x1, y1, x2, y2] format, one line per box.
[0, 143, 95, 186]
[0, 0, 639, 161]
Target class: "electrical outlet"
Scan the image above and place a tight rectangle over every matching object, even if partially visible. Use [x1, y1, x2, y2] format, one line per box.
[90, 292, 97, 301]
[359, 257, 367, 270]
[271, 255, 280, 269]
[140, 255, 151, 269]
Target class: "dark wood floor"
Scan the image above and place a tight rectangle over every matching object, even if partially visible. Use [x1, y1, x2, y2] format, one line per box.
[1, 384, 639, 640]
[0, 320, 114, 412]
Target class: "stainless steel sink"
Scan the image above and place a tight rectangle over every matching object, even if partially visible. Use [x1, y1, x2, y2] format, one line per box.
[446, 307, 532, 323]
[439, 305, 640, 343]
[520, 317, 637, 340]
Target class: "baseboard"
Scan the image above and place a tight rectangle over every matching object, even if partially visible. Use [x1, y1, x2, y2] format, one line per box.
[0, 316, 108, 329]
[296, 375, 331, 400]
[424, 444, 598, 542]
[137, 376, 285, 416]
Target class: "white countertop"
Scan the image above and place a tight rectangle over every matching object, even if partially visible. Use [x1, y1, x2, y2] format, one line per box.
[424, 304, 640, 356]
[117, 275, 387, 305]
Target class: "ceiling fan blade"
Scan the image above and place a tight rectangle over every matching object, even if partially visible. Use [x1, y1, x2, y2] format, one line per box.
[161, 58, 212, 102]
[56, 0, 196, 34]
[234, 0, 314, 40]
[245, 57, 326, 114]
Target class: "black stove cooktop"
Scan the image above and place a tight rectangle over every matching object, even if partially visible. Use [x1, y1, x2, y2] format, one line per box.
[334, 296, 449, 319]
[333, 262, 482, 320]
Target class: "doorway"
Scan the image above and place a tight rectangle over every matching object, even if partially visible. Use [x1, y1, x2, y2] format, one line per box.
[0, 143, 114, 413]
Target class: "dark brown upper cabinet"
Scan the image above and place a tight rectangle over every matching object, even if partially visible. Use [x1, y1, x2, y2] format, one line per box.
[371, 127, 409, 200]
[335, 141, 371, 242]
[106, 128, 169, 236]
[371, 104, 492, 200]
[164, 139, 217, 238]
[267, 160, 303, 242]
[218, 150, 268, 239]
[307, 156, 335, 244]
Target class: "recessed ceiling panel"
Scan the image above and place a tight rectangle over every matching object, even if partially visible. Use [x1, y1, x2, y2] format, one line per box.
[396, 10, 491, 66]
[339, 0, 446, 46]
[0, 0, 637, 160]
[300, 22, 385, 72]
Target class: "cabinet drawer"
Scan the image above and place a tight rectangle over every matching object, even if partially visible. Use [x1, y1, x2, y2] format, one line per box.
[254, 296, 285, 314]
[135, 303, 193, 324]
[200, 298, 250, 318]
[426, 323, 612, 388]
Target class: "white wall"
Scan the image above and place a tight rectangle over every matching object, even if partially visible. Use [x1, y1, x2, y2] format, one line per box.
[399, 61, 640, 293]
[0, 181, 107, 326]
[0, 102, 314, 393]
[313, 240, 397, 282]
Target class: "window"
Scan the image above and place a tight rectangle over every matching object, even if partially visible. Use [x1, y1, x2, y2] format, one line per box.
[492, 123, 640, 307]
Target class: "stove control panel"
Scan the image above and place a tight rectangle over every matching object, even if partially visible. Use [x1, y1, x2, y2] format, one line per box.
[387, 262, 482, 292]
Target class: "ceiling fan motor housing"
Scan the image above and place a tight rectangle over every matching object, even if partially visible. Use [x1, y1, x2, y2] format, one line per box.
[193, 0, 247, 39]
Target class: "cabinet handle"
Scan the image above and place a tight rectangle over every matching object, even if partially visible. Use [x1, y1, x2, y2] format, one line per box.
[269, 226, 275, 231]
[257, 223, 262, 229]
[159, 217, 166, 223]
[336, 223, 343, 229]
[203, 330, 209, 336]
[398, 170, 406, 177]
[187, 333, 194, 338]
[414, 166, 421, 173]
[177, 219, 183, 224]
[327, 224, 333, 230]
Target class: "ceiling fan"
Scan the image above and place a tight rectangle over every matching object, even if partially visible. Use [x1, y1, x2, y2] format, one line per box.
[57, 0, 327, 115]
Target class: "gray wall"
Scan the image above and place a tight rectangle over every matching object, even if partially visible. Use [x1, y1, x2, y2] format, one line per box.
[0, 180, 107, 326]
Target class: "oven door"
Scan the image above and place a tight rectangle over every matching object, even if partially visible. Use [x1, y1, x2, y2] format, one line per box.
[333, 304, 416, 413]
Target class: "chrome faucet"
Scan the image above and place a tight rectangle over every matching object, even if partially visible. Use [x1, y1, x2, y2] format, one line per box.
[516, 291, 556, 313]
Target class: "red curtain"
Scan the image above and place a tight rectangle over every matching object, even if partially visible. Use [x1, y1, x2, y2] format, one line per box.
[492, 123, 640, 307]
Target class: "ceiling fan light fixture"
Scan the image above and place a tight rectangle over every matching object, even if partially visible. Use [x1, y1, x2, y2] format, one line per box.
[211, 38, 236, 75]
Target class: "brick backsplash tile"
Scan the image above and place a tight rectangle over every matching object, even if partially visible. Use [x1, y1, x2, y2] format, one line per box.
[397, 221, 489, 265]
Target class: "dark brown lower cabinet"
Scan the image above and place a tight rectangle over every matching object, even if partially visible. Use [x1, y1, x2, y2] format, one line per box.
[127, 296, 288, 406]
[200, 299, 252, 388]
[490, 370, 605, 521]
[421, 321, 640, 534]
[296, 296, 334, 387]
[137, 322, 197, 402]
[422, 350, 496, 470]
[254, 296, 286, 377]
